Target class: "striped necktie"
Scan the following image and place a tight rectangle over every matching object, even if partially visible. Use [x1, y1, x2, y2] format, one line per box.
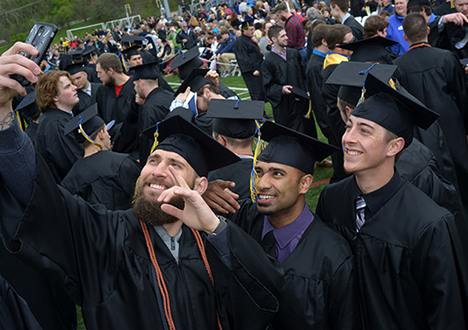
[356, 195, 366, 231]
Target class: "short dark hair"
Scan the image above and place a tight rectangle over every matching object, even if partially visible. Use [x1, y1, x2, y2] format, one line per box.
[324, 24, 352, 50]
[81, 124, 105, 149]
[407, 4, 432, 16]
[96, 53, 123, 73]
[363, 15, 389, 38]
[311, 20, 327, 48]
[329, 0, 348, 12]
[402, 13, 427, 43]
[268, 24, 284, 40]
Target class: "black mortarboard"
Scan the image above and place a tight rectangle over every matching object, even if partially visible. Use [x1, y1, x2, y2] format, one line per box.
[121, 35, 133, 46]
[206, 99, 264, 138]
[241, 21, 252, 30]
[170, 47, 203, 81]
[338, 36, 398, 63]
[326, 61, 397, 106]
[131, 35, 147, 45]
[70, 49, 83, 61]
[82, 47, 96, 61]
[122, 45, 141, 58]
[65, 63, 87, 75]
[63, 104, 115, 143]
[351, 72, 439, 148]
[15, 91, 39, 118]
[291, 87, 310, 100]
[131, 62, 161, 80]
[145, 115, 240, 177]
[164, 107, 195, 122]
[174, 69, 212, 96]
[408, 0, 430, 7]
[258, 121, 339, 174]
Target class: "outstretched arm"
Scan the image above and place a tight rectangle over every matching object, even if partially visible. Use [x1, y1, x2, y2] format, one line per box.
[0, 42, 41, 209]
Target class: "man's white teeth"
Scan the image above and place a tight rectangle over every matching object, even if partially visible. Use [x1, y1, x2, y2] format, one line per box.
[149, 183, 165, 189]
[347, 150, 361, 156]
[258, 195, 273, 200]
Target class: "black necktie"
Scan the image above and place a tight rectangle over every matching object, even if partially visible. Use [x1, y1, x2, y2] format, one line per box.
[261, 231, 277, 258]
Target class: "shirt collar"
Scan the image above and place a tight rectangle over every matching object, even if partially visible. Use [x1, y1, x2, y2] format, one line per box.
[261, 203, 314, 249]
[341, 13, 351, 24]
[313, 48, 327, 58]
[351, 170, 404, 218]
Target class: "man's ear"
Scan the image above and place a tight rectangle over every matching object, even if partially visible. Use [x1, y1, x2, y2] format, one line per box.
[403, 33, 409, 42]
[195, 176, 208, 195]
[387, 137, 405, 157]
[299, 174, 314, 194]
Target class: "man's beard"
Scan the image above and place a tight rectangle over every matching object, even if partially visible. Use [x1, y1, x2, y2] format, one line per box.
[132, 178, 190, 226]
[102, 75, 116, 87]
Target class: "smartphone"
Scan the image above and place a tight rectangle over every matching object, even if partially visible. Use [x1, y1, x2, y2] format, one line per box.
[11, 22, 58, 86]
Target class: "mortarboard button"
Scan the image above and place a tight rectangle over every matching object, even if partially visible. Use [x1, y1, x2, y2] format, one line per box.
[206, 99, 265, 139]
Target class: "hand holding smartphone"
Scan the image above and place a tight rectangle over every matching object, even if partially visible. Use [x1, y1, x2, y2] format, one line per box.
[11, 22, 58, 86]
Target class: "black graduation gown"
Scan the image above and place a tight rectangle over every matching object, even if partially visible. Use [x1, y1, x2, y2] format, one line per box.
[393, 46, 468, 214]
[61, 151, 142, 211]
[317, 176, 468, 329]
[25, 121, 38, 147]
[208, 157, 253, 200]
[321, 62, 348, 183]
[306, 53, 332, 139]
[95, 76, 138, 124]
[234, 34, 264, 100]
[176, 30, 198, 49]
[35, 109, 83, 183]
[262, 48, 314, 136]
[0, 273, 42, 330]
[194, 111, 214, 135]
[0, 177, 76, 330]
[228, 200, 359, 329]
[396, 139, 465, 224]
[218, 81, 238, 99]
[343, 16, 364, 41]
[0, 156, 282, 330]
[72, 82, 101, 116]
[138, 88, 173, 163]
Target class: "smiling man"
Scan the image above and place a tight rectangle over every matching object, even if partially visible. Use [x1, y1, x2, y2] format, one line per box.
[224, 121, 359, 329]
[317, 72, 468, 329]
[35, 70, 84, 183]
[0, 63, 283, 330]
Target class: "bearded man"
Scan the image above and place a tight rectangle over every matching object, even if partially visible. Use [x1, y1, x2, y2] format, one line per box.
[0, 45, 282, 329]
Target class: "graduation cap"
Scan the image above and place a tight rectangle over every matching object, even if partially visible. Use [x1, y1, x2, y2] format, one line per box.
[241, 21, 253, 30]
[338, 36, 398, 64]
[82, 47, 96, 60]
[65, 63, 87, 75]
[143, 115, 240, 177]
[174, 68, 212, 96]
[122, 45, 141, 58]
[351, 72, 439, 149]
[15, 91, 39, 119]
[206, 99, 264, 139]
[258, 121, 340, 174]
[131, 35, 147, 46]
[170, 47, 204, 81]
[291, 87, 309, 100]
[70, 49, 84, 61]
[130, 62, 161, 80]
[64, 104, 115, 145]
[164, 106, 195, 122]
[325, 61, 397, 106]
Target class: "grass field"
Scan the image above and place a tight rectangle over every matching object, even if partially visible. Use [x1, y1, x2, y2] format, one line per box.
[73, 72, 333, 330]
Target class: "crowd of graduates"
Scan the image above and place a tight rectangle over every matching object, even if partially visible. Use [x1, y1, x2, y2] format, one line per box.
[1, 0, 468, 328]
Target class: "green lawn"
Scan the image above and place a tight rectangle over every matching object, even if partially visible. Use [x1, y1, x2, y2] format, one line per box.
[74, 72, 333, 330]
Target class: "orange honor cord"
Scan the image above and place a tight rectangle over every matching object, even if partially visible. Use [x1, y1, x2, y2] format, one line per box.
[139, 221, 223, 330]
[140, 220, 177, 330]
